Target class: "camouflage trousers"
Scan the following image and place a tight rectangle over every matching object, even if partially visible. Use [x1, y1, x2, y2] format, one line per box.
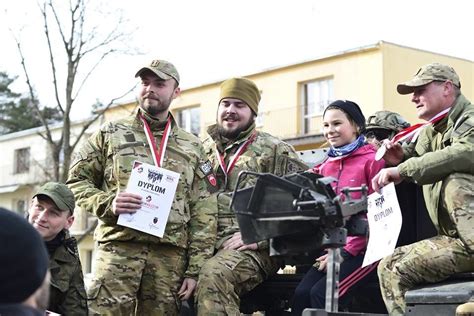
[378, 172, 474, 315]
[87, 241, 187, 316]
[195, 248, 279, 315]
[441, 173, 474, 252]
[378, 235, 473, 315]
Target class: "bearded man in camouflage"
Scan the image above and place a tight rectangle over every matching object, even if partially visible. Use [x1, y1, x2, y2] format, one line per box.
[195, 77, 307, 315]
[373, 63, 474, 315]
[67, 59, 217, 315]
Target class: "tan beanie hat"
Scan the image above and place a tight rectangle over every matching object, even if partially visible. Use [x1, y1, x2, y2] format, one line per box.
[219, 77, 261, 114]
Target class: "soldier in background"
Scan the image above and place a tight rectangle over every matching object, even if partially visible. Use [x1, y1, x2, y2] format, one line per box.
[364, 110, 437, 247]
[373, 63, 474, 315]
[27, 182, 87, 315]
[365, 110, 411, 148]
[195, 77, 307, 315]
[67, 59, 217, 315]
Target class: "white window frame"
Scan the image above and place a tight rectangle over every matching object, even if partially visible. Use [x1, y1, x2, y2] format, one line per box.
[301, 78, 334, 134]
[14, 147, 30, 174]
[255, 90, 264, 128]
[176, 106, 201, 136]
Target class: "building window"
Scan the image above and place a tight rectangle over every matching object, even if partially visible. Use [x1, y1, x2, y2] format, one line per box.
[13, 199, 27, 215]
[85, 250, 94, 274]
[255, 90, 264, 128]
[176, 106, 201, 136]
[14, 147, 30, 174]
[301, 78, 334, 134]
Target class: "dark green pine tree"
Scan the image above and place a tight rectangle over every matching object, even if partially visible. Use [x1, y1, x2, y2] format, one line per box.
[0, 72, 61, 135]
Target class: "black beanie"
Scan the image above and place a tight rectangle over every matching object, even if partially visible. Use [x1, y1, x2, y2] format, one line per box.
[0, 207, 49, 304]
[324, 100, 366, 133]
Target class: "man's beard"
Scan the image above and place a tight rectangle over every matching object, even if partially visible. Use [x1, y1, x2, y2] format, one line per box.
[139, 94, 172, 118]
[217, 117, 254, 140]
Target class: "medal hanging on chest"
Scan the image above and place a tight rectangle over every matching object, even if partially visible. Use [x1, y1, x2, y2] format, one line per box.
[139, 113, 172, 167]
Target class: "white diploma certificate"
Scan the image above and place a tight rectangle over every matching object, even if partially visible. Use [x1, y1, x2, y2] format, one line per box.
[117, 160, 180, 237]
[362, 182, 402, 267]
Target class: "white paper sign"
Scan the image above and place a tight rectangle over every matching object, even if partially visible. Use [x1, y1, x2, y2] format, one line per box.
[362, 182, 402, 267]
[117, 161, 180, 237]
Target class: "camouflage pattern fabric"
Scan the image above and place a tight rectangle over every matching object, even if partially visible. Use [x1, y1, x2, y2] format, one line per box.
[397, 62, 461, 95]
[398, 95, 474, 251]
[379, 95, 474, 315]
[48, 234, 88, 315]
[378, 235, 473, 315]
[87, 241, 187, 315]
[67, 110, 217, 315]
[197, 249, 267, 315]
[196, 123, 308, 315]
[135, 59, 180, 84]
[365, 110, 410, 134]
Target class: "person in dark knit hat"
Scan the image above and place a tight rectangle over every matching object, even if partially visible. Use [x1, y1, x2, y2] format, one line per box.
[195, 77, 308, 314]
[292, 99, 385, 314]
[0, 207, 50, 316]
[27, 182, 88, 315]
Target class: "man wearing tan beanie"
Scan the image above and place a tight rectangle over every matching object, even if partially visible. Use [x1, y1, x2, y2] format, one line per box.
[195, 77, 307, 314]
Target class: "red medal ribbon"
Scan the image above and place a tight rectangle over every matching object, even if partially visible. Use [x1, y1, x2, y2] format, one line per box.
[139, 113, 172, 167]
[216, 132, 257, 176]
[391, 108, 450, 144]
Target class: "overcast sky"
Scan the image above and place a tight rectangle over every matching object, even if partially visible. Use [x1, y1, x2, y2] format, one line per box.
[1, 0, 473, 119]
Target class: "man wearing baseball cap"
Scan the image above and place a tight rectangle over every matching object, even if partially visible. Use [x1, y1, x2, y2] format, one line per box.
[372, 63, 474, 315]
[28, 182, 88, 315]
[67, 59, 217, 315]
[195, 77, 307, 314]
[0, 207, 50, 316]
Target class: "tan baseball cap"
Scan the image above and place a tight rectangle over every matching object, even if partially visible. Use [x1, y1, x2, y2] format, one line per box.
[397, 63, 461, 95]
[135, 59, 180, 84]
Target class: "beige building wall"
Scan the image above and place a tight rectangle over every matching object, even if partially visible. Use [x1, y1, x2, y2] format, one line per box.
[80, 40, 473, 278]
[173, 47, 385, 141]
[104, 41, 472, 151]
[381, 42, 473, 125]
[0, 120, 98, 276]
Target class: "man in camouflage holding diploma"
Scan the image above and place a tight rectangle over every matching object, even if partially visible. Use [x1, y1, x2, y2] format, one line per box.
[67, 59, 217, 315]
[195, 77, 307, 315]
[372, 63, 474, 315]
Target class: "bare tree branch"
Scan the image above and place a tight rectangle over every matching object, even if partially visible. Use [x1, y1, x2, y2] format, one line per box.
[9, 28, 55, 146]
[71, 84, 137, 150]
[48, 0, 69, 52]
[40, 1, 64, 114]
[73, 49, 114, 100]
[9, 0, 137, 181]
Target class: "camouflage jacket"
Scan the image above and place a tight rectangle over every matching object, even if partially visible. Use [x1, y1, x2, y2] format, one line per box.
[203, 123, 307, 249]
[67, 111, 217, 278]
[399, 94, 474, 250]
[48, 233, 87, 315]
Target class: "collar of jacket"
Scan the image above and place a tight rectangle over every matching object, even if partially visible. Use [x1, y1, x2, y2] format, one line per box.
[207, 122, 256, 153]
[133, 108, 177, 132]
[45, 230, 65, 255]
[433, 94, 468, 133]
[49, 237, 77, 264]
